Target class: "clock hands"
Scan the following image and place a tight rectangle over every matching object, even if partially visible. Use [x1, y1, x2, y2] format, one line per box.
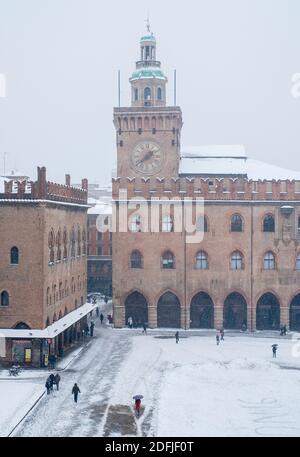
[135, 149, 154, 166]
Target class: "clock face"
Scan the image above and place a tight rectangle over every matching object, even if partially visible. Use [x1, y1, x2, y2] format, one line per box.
[131, 141, 163, 175]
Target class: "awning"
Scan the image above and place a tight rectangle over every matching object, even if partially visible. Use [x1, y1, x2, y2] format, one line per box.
[0, 302, 99, 339]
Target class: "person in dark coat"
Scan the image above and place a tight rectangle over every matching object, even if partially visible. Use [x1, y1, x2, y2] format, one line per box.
[220, 328, 225, 341]
[142, 323, 147, 334]
[216, 334, 220, 346]
[283, 325, 287, 336]
[49, 373, 55, 391]
[175, 331, 179, 344]
[272, 344, 278, 358]
[96, 307, 99, 318]
[90, 321, 95, 337]
[135, 398, 141, 417]
[100, 313, 104, 324]
[45, 379, 52, 395]
[54, 373, 61, 391]
[72, 383, 81, 403]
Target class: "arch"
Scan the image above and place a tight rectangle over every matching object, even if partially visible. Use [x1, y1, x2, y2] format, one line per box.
[144, 117, 150, 129]
[125, 291, 148, 327]
[195, 251, 208, 270]
[123, 117, 128, 130]
[157, 292, 181, 328]
[48, 229, 55, 263]
[256, 293, 280, 330]
[77, 226, 81, 256]
[130, 117, 136, 130]
[162, 250, 175, 269]
[151, 116, 156, 129]
[230, 250, 244, 270]
[263, 214, 275, 232]
[63, 227, 68, 259]
[263, 251, 276, 270]
[224, 292, 247, 330]
[10, 247, 19, 265]
[56, 229, 62, 261]
[1, 291, 9, 307]
[158, 116, 164, 129]
[231, 214, 243, 232]
[290, 294, 300, 331]
[190, 292, 214, 329]
[14, 322, 31, 330]
[130, 250, 143, 269]
[70, 226, 76, 258]
[157, 87, 162, 100]
[144, 87, 151, 101]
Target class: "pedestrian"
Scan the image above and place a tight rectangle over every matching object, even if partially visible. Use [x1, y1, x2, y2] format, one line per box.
[135, 398, 141, 417]
[104, 296, 108, 305]
[272, 344, 278, 358]
[90, 321, 95, 337]
[45, 379, 52, 395]
[100, 313, 104, 324]
[175, 331, 179, 344]
[72, 383, 81, 403]
[54, 373, 61, 391]
[280, 325, 284, 336]
[82, 329, 85, 340]
[216, 334, 220, 346]
[96, 307, 99, 318]
[283, 325, 287, 336]
[220, 328, 225, 341]
[142, 323, 147, 335]
[128, 316, 133, 329]
[49, 373, 55, 391]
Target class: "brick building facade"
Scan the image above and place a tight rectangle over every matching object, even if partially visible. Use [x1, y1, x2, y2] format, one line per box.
[112, 28, 300, 331]
[0, 167, 92, 367]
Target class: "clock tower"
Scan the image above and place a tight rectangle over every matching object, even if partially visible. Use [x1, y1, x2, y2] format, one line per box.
[113, 25, 182, 179]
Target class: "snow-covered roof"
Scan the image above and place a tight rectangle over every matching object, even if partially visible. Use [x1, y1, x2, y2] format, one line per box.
[88, 200, 112, 216]
[180, 145, 300, 180]
[0, 302, 98, 339]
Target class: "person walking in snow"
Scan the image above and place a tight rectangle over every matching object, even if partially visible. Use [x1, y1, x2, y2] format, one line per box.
[142, 323, 147, 334]
[54, 373, 61, 391]
[135, 398, 141, 417]
[220, 328, 225, 341]
[72, 383, 81, 403]
[45, 379, 52, 395]
[175, 331, 179, 344]
[128, 316, 133, 329]
[272, 344, 278, 358]
[96, 307, 99, 318]
[100, 313, 104, 324]
[216, 334, 220, 346]
[49, 373, 55, 391]
[90, 321, 95, 337]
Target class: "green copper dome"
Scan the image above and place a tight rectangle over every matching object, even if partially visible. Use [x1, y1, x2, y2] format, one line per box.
[129, 68, 167, 82]
[140, 34, 156, 43]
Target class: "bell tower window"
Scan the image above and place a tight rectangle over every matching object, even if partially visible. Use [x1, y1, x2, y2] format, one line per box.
[157, 87, 162, 100]
[134, 88, 138, 101]
[144, 87, 151, 106]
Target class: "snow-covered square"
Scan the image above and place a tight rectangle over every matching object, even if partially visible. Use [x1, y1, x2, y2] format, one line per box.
[3, 322, 300, 437]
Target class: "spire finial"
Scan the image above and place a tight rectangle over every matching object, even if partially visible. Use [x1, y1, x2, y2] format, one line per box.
[146, 11, 151, 33]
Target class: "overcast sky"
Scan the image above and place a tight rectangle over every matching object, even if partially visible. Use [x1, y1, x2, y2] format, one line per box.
[0, 0, 299, 185]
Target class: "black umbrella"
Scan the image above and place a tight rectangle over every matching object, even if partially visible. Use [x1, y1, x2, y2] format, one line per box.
[133, 395, 144, 400]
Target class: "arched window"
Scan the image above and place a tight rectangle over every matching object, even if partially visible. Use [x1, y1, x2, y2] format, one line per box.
[196, 216, 208, 233]
[130, 250, 143, 269]
[264, 251, 276, 270]
[48, 230, 55, 263]
[231, 251, 243, 270]
[1, 291, 9, 306]
[162, 215, 173, 232]
[144, 87, 151, 101]
[82, 229, 86, 255]
[10, 247, 19, 265]
[130, 214, 142, 233]
[63, 228, 68, 259]
[162, 251, 175, 269]
[157, 87, 162, 100]
[296, 254, 300, 271]
[231, 214, 243, 232]
[195, 251, 208, 270]
[46, 317, 50, 327]
[70, 227, 76, 258]
[77, 227, 81, 256]
[56, 229, 62, 261]
[134, 88, 138, 101]
[46, 287, 50, 306]
[263, 214, 275, 232]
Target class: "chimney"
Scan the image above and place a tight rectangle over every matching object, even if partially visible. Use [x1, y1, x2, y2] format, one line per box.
[65, 174, 71, 187]
[37, 166, 47, 198]
[81, 178, 88, 191]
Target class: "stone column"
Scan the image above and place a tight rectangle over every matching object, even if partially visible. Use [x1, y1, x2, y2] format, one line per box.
[148, 303, 157, 329]
[214, 301, 223, 330]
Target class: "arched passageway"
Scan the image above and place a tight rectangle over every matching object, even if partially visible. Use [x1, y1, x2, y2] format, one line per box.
[256, 293, 280, 330]
[190, 292, 214, 329]
[224, 293, 247, 330]
[157, 292, 181, 328]
[125, 291, 148, 327]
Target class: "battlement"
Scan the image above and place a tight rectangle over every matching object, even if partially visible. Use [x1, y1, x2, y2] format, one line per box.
[112, 176, 300, 201]
[0, 167, 88, 205]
